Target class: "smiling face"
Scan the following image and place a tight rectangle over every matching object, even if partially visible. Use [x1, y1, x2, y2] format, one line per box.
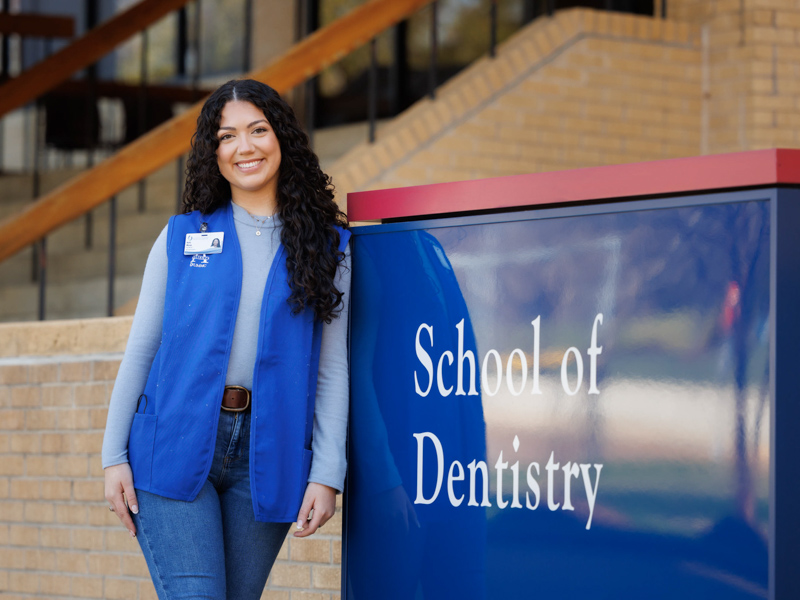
[216, 100, 282, 210]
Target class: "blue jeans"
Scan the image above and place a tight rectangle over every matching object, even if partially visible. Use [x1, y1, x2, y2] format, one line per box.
[132, 409, 291, 600]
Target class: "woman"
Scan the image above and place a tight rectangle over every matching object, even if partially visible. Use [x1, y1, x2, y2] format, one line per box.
[102, 79, 350, 599]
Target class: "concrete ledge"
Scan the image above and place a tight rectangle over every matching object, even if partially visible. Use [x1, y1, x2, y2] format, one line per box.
[0, 316, 132, 358]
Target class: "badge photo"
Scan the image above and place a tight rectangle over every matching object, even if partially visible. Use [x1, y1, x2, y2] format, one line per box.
[185, 232, 224, 255]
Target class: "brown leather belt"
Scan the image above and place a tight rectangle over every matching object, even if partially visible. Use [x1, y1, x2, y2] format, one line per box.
[221, 386, 250, 412]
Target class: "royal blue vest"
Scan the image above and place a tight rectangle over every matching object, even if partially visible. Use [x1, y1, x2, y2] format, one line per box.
[127, 202, 350, 522]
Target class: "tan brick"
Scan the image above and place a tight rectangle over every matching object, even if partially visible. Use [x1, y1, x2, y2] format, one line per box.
[10, 479, 39, 499]
[57, 455, 89, 477]
[87, 552, 122, 575]
[0, 409, 25, 430]
[428, 168, 475, 184]
[26, 454, 56, 476]
[92, 359, 121, 381]
[290, 537, 330, 563]
[0, 476, 8, 498]
[72, 431, 104, 454]
[56, 408, 91, 429]
[41, 384, 74, 407]
[312, 565, 341, 590]
[10, 386, 40, 408]
[9, 523, 38, 545]
[0, 365, 28, 385]
[71, 575, 104, 599]
[89, 502, 120, 527]
[480, 107, 519, 126]
[0, 546, 25, 568]
[24, 548, 56, 569]
[24, 501, 55, 523]
[40, 525, 71, 548]
[292, 593, 329, 600]
[0, 432, 9, 451]
[8, 571, 39, 593]
[73, 479, 103, 502]
[75, 383, 108, 407]
[27, 408, 58, 430]
[269, 563, 311, 588]
[40, 573, 73, 595]
[72, 527, 105, 551]
[392, 165, 428, 182]
[409, 150, 451, 169]
[104, 577, 139, 599]
[41, 479, 72, 500]
[106, 527, 137, 551]
[28, 363, 59, 383]
[11, 432, 40, 453]
[119, 553, 148, 577]
[56, 503, 89, 525]
[89, 455, 105, 477]
[453, 154, 494, 170]
[0, 454, 25, 475]
[56, 550, 89, 573]
[41, 433, 68, 453]
[261, 591, 290, 600]
[60, 361, 92, 383]
[323, 511, 343, 535]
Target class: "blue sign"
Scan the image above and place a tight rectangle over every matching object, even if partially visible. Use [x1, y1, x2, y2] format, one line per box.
[345, 190, 779, 598]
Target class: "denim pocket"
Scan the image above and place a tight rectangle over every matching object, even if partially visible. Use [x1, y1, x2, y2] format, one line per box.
[128, 413, 157, 490]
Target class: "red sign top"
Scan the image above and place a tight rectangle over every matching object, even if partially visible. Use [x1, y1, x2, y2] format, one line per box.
[347, 148, 800, 222]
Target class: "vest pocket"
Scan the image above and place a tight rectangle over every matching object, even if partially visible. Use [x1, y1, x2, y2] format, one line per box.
[128, 413, 157, 490]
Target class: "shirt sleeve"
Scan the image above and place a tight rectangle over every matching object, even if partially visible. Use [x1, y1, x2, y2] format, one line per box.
[307, 244, 351, 492]
[101, 225, 168, 468]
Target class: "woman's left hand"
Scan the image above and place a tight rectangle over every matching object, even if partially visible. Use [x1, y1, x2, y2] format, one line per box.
[294, 482, 336, 537]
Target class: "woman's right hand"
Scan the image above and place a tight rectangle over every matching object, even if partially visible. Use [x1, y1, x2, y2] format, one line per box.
[104, 463, 139, 538]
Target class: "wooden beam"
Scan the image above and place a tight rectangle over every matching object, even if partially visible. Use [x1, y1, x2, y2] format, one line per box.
[0, 13, 74, 38]
[0, 0, 435, 264]
[0, 0, 192, 119]
[51, 79, 213, 103]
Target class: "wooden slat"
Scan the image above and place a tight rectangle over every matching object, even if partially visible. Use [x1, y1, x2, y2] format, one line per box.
[0, 0, 434, 264]
[0, 0, 192, 119]
[0, 13, 74, 37]
[51, 79, 213, 103]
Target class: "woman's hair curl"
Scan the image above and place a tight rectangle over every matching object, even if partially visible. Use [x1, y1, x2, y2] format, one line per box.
[182, 79, 348, 323]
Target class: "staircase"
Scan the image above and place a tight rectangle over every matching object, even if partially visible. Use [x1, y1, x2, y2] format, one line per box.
[0, 166, 175, 321]
[0, 3, 706, 323]
[0, 122, 368, 322]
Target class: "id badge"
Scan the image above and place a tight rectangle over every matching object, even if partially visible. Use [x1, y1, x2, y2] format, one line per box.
[184, 232, 224, 255]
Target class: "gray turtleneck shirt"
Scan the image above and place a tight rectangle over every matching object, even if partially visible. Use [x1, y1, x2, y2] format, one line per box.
[102, 202, 350, 492]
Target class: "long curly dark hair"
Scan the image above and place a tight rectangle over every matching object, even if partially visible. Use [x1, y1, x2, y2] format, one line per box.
[182, 79, 348, 323]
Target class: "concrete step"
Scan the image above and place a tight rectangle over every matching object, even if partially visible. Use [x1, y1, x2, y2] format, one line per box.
[44, 208, 172, 255]
[0, 274, 143, 323]
[0, 222, 161, 286]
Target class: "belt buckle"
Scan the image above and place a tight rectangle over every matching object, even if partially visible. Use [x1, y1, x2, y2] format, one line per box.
[222, 385, 250, 412]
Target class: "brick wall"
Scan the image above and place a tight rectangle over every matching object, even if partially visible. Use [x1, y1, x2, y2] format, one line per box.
[329, 3, 800, 210]
[329, 8, 702, 208]
[0, 319, 344, 600]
